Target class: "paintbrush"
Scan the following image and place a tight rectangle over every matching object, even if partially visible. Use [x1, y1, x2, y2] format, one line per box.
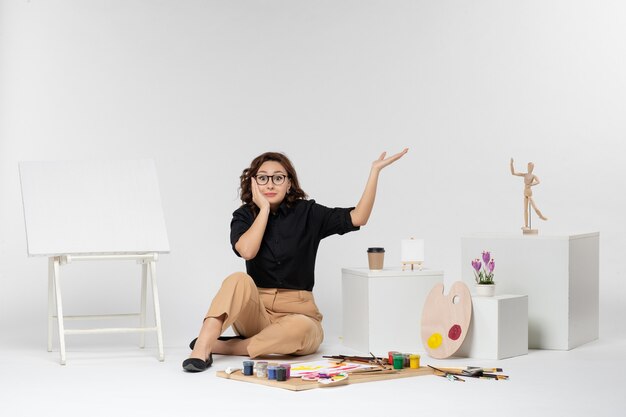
[348, 368, 398, 376]
[323, 353, 389, 369]
[478, 373, 509, 380]
[323, 355, 381, 364]
[435, 367, 482, 376]
[467, 366, 503, 373]
[436, 367, 509, 380]
[437, 366, 504, 373]
[428, 365, 465, 382]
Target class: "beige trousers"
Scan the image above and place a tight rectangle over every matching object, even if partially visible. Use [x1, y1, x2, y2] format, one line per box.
[205, 272, 324, 358]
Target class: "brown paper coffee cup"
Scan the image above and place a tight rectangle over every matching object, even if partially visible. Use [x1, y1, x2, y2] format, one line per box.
[367, 247, 385, 270]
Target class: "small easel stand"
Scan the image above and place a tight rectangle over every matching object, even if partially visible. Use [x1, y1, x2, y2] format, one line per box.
[402, 261, 423, 271]
[48, 253, 164, 365]
[401, 238, 424, 271]
[522, 204, 538, 235]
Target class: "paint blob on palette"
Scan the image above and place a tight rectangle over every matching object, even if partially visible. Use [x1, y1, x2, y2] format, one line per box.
[420, 281, 472, 359]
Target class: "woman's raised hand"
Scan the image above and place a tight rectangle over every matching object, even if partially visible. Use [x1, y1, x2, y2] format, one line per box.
[372, 148, 409, 172]
[350, 147, 409, 227]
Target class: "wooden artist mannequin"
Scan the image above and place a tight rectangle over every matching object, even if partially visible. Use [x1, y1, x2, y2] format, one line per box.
[510, 158, 547, 232]
[183, 148, 408, 372]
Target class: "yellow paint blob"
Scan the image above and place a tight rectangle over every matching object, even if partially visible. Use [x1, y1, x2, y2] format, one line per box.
[427, 333, 443, 349]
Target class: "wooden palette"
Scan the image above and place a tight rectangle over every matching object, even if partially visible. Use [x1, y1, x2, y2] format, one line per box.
[216, 367, 434, 391]
[420, 281, 472, 359]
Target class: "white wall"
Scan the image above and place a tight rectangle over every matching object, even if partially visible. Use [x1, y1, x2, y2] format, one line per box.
[1, 0, 625, 349]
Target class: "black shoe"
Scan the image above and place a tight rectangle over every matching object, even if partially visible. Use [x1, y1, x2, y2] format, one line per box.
[182, 353, 213, 373]
[189, 335, 245, 350]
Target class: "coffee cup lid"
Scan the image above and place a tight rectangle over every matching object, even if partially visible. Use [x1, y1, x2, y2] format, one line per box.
[367, 247, 385, 253]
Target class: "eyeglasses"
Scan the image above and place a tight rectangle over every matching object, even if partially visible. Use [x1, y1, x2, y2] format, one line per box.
[254, 174, 288, 186]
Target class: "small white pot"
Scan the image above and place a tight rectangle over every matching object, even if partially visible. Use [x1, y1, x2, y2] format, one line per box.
[475, 283, 496, 297]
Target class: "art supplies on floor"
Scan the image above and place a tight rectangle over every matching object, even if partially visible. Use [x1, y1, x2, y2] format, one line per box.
[216, 354, 509, 391]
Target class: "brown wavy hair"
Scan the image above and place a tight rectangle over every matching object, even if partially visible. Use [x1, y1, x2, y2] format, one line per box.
[239, 152, 307, 215]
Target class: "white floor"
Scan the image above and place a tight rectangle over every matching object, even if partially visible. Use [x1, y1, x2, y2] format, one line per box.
[2, 335, 625, 417]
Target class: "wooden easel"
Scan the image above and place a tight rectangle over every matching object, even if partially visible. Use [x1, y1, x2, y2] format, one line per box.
[401, 238, 424, 270]
[47, 253, 164, 365]
[20, 160, 170, 365]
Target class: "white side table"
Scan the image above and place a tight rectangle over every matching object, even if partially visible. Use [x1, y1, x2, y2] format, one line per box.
[462, 233, 599, 350]
[341, 267, 443, 355]
[458, 295, 528, 360]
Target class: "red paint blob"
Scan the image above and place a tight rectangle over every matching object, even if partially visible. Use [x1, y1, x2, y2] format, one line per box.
[448, 324, 462, 341]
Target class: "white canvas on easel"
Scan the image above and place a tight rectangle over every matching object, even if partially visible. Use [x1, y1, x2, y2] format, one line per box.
[20, 159, 170, 256]
[19, 159, 170, 365]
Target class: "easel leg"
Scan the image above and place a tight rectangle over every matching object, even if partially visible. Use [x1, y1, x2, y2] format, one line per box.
[47, 258, 54, 352]
[139, 263, 147, 349]
[52, 257, 67, 365]
[149, 261, 164, 361]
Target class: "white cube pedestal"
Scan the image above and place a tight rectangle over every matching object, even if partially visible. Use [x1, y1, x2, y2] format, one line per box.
[342, 267, 443, 355]
[458, 295, 528, 360]
[462, 233, 599, 350]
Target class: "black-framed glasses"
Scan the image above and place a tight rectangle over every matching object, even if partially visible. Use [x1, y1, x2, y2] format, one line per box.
[254, 174, 288, 186]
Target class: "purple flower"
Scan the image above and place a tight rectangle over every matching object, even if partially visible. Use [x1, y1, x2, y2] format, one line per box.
[471, 259, 482, 272]
[473, 250, 496, 284]
[482, 251, 491, 264]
